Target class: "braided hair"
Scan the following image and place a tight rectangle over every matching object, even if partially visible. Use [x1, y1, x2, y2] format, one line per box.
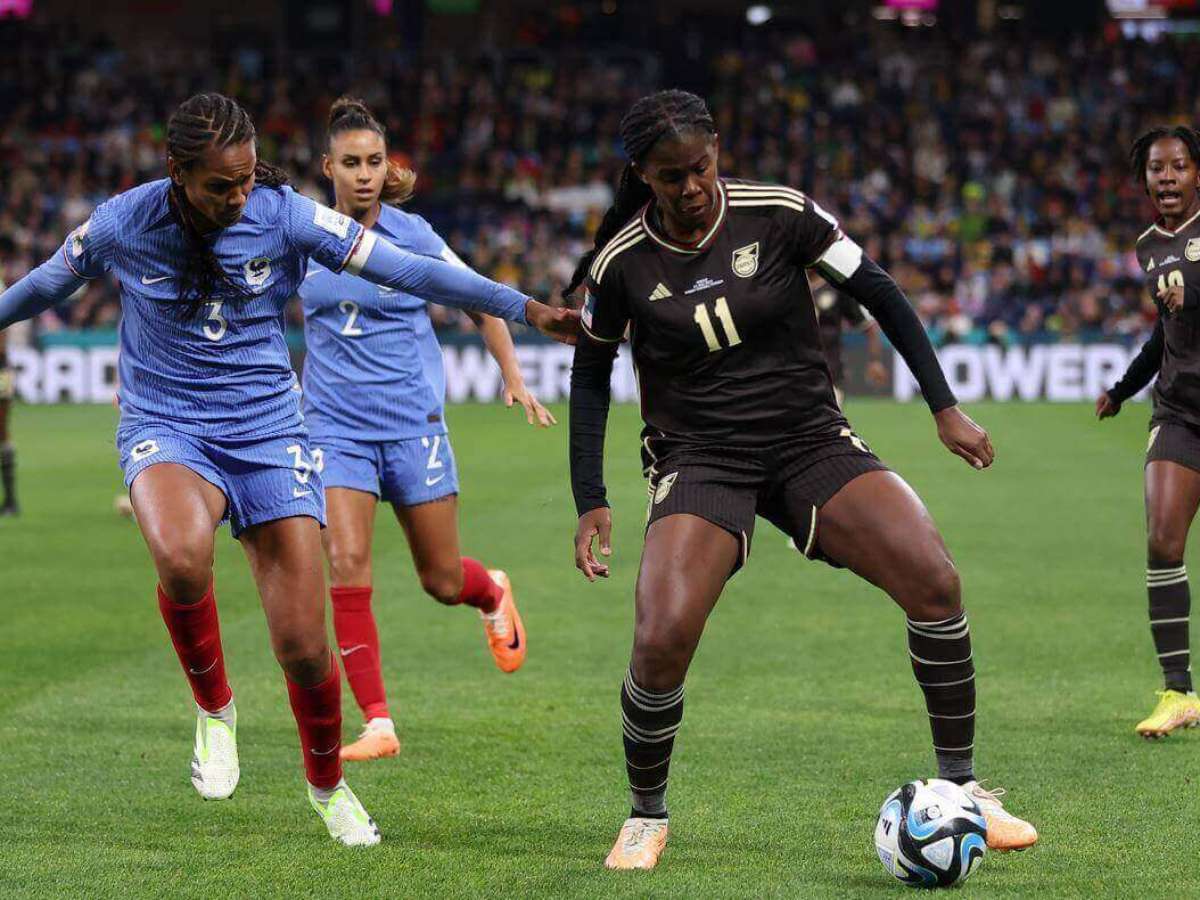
[563, 89, 717, 298]
[166, 92, 290, 311]
[327, 96, 416, 205]
[1129, 125, 1200, 190]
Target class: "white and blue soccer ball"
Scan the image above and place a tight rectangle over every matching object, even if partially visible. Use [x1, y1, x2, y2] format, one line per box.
[874, 779, 987, 888]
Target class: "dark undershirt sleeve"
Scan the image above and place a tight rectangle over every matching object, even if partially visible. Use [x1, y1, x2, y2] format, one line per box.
[839, 256, 958, 413]
[569, 334, 619, 516]
[1108, 320, 1164, 403]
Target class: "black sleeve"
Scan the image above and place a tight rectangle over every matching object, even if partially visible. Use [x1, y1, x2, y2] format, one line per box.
[840, 256, 958, 413]
[1108, 320, 1164, 403]
[569, 334, 619, 516]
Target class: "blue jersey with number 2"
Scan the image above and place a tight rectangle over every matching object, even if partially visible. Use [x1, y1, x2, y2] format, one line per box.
[299, 203, 462, 442]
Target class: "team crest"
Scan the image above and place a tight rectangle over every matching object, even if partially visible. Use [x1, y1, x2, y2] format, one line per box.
[244, 257, 272, 289]
[732, 242, 759, 278]
[1186, 239, 1200, 263]
[654, 472, 678, 504]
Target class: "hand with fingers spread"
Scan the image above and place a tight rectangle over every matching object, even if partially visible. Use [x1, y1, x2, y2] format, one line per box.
[503, 377, 556, 427]
[934, 405, 995, 470]
[1095, 391, 1122, 420]
[574, 507, 612, 581]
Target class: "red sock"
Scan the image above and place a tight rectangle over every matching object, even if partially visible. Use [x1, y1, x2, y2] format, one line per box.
[286, 651, 343, 790]
[457, 557, 502, 613]
[157, 583, 233, 713]
[330, 586, 390, 722]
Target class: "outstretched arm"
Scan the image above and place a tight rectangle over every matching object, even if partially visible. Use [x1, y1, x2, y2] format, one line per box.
[818, 246, 993, 468]
[1099, 320, 1163, 418]
[0, 253, 86, 330]
[347, 232, 578, 343]
[570, 335, 618, 580]
[467, 310, 555, 427]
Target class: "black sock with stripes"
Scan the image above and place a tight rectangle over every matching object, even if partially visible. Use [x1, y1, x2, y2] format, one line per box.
[907, 611, 976, 784]
[1148, 559, 1193, 693]
[620, 669, 683, 819]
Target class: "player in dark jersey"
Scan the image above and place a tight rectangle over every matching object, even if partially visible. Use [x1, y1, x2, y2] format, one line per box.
[0, 311, 17, 517]
[812, 273, 888, 407]
[1098, 125, 1200, 737]
[566, 90, 1036, 868]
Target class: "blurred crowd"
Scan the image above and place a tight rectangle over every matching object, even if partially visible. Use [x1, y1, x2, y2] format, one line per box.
[0, 17, 1193, 343]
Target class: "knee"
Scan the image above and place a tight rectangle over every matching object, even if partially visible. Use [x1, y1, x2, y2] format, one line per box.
[631, 618, 693, 691]
[1147, 520, 1187, 565]
[903, 558, 962, 622]
[327, 543, 371, 587]
[153, 541, 214, 605]
[273, 633, 330, 685]
[420, 564, 464, 605]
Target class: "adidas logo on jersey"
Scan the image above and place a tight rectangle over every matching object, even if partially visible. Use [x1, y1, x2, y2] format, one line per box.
[1147, 257, 1156, 271]
[648, 283, 672, 301]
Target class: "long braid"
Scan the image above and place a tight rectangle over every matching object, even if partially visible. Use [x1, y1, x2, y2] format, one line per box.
[166, 92, 291, 313]
[1130, 125, 1200, 189]
[564, 89, 717, 299]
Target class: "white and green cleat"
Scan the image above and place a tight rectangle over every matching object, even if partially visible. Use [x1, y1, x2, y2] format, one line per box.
[308, 779, 381, 847]
[190, 703, 239, 800]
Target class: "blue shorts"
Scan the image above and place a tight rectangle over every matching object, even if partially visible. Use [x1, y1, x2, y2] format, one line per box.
[117, 426, 326, 538]
[311, 433, 459, 507]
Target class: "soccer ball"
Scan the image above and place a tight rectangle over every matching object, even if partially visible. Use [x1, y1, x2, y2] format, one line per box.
[874, 779, 987, 888]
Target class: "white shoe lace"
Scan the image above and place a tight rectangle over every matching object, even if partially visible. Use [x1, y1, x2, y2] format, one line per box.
[481, 605, 510, 637]
[969, 781, 1017, 819]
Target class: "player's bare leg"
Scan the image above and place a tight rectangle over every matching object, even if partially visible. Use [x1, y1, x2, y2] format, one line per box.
[0, 331, 18, 517]
[818, 470, 1037, 851]
[241, 514, 379, 846]
[1138, 461, 1200, 738]
[323, 487, 399, 761]
[606, 514, 737, 871]
[132, 464, 238, 799]
[395, 495, 526, 672]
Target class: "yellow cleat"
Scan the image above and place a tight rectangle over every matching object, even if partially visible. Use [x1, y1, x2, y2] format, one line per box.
[604, 817, 669, 870]
[340, 718, 400, 762]
[964, 781, 1038, 852]
[1135, 690, 1200, 740]
[481, 570, 526, 673]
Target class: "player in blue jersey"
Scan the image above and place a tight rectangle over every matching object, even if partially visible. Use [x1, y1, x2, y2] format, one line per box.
[0, 307, 17, 516]
[298, 98, 555, 762]
[0, 92, 577, 847]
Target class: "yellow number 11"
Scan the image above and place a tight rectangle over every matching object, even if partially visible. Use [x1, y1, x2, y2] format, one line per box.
[693, 296, 742, 352]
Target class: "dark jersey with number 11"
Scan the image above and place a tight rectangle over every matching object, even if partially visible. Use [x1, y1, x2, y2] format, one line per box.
[581, 178, 850, 446]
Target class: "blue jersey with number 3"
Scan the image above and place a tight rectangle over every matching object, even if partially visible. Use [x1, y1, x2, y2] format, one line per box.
[299, 204, 457, 442]
[62, 178, 366, 439]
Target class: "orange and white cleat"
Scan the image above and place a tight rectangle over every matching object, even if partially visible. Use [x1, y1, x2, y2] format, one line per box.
[604, 817, 669, 870]
[481, 569, 526, 673]
[340, 718, 400, 762]
[964, 781, 1038, 851]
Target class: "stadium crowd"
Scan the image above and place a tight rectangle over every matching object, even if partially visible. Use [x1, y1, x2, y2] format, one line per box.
[0, 19, 1194, 343]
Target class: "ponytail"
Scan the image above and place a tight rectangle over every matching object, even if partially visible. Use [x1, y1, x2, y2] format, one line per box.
[381, 159, 417, 205]
[563, 164, 652, 298]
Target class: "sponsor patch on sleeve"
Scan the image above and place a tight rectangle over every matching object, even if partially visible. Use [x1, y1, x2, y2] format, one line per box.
[313, 203, 350, 240]
[582, 290, 596, 328]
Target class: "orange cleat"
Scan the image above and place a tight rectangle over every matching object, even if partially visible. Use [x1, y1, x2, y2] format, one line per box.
[964, 781, 1038, 851]
[481, 569, 526, 673]
[604, 817, 669, 870]
[340, 718, 401, 762]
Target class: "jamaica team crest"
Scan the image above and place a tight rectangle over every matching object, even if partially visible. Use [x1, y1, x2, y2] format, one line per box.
[732, 242, 759, 278]
[1186, 238, 1200, 263]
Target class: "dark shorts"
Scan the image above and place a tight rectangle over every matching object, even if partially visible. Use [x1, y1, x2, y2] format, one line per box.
[643, 427, 889, 576]
[1146, 420, 1200, 473]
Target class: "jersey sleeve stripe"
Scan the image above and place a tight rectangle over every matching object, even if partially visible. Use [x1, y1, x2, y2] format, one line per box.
[589, 219, 645, 281]
[580, 318, 623, 343]
[342, 229, 377, 275]
[594, 231, 647, 284]
[60, 244, 90, 280]
[726, 184, 808, 205]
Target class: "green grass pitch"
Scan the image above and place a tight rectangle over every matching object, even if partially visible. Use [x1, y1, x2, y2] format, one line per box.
[0, 400, 1195, 898]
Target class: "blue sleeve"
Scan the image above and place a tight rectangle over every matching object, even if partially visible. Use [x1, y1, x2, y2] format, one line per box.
[0, 251, 87, 329]
[61, 199, 118, 280]
[283, 188, 368, 273]
[349, 232, 529, 324]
